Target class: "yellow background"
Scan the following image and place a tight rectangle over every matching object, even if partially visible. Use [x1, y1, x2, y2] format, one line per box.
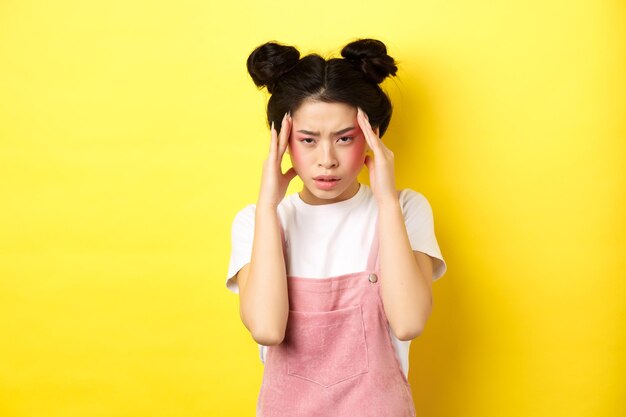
[1, 0, 624, 416]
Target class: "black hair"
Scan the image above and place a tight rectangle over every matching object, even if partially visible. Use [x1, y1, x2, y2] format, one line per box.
[246, 38, 398, 137]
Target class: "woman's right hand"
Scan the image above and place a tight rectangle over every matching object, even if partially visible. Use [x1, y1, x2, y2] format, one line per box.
[257, 112, 297, 209]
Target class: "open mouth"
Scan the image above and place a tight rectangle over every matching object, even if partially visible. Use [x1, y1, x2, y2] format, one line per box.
[314, 178, 341, 190]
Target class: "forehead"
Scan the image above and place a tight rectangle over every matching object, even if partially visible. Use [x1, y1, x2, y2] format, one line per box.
[292, 101, 356, 130]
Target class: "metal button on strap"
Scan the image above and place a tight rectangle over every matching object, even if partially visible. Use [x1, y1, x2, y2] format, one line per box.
[368, 273, 378, 283]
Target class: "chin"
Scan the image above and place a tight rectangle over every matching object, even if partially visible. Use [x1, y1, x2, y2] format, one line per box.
[313, 181, 352, 196]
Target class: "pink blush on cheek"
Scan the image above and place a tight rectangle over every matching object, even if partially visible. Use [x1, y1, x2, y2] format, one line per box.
[345, 136, 367, 168]
[288, 138, 301, 162]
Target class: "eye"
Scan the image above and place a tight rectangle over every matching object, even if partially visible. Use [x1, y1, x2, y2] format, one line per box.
[338, 136, 354, 143]
[300, 138, 315, 144]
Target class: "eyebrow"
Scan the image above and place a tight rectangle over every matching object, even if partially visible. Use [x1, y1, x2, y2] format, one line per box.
[296, 127, 355, 136]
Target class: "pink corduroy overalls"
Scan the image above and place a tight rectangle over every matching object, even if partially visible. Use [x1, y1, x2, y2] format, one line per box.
[256, 211, 417, 417]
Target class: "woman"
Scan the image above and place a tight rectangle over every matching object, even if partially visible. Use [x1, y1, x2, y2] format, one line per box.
[226, 38, 447, 416]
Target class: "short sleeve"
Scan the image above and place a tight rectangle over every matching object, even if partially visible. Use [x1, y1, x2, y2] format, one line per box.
[225, 204, 256, 294]
[399, 189, 447, 281]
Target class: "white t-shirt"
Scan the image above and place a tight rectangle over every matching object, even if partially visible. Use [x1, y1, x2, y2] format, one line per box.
[226, 183, 447, 379]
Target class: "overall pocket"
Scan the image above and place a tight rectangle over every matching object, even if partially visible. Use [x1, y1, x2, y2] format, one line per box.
[285, 304, 369, 388]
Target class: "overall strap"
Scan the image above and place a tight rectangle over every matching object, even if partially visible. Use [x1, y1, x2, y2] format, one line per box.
[366, 214, 380, 272]
[277, 217, 288, 264]
[366, 190, 403, 273]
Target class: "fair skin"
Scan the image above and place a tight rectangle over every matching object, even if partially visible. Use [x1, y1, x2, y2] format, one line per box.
[236, 100, 435, 346]
[284, 100, 367, 205]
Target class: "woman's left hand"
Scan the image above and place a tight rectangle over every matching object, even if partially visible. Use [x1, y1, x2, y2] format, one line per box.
[357, 107, 398, 205]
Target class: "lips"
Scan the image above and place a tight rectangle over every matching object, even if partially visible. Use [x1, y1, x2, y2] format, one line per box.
[313, 176, 340, 190]
[314, 175, 341, 181]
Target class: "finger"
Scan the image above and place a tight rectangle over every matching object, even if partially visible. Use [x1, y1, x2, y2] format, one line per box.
[282, 167, 297, 182]
[356, 108, 371, 149]
[269, 121, 278, 161]
[360, 109, 385, 153]
[359, 107, 378, 141]
[278, 112, 291, 156]
[357, 108, 380, 153]
[364, 155, 374, 172]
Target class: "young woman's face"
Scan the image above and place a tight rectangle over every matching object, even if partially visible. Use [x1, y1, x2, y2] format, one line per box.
[287, 100, 371, 205]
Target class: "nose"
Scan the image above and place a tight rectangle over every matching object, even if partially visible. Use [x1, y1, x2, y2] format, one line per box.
[317, 143, 338, 169]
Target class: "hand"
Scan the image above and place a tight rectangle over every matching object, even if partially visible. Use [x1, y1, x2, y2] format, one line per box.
[356, 107, 398, 205]
[257, 112, 298, 209]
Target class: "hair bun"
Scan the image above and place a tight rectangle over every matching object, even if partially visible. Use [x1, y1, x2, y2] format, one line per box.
[246, 42, 300, 93]
[341, 39, 397, 84]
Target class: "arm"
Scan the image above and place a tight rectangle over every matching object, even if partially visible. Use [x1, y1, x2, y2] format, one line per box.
[354, 108, 434, 341]
[235, 114, 295, 346]
[378, 198, 434, 341]
[236, 205, 289, 346]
